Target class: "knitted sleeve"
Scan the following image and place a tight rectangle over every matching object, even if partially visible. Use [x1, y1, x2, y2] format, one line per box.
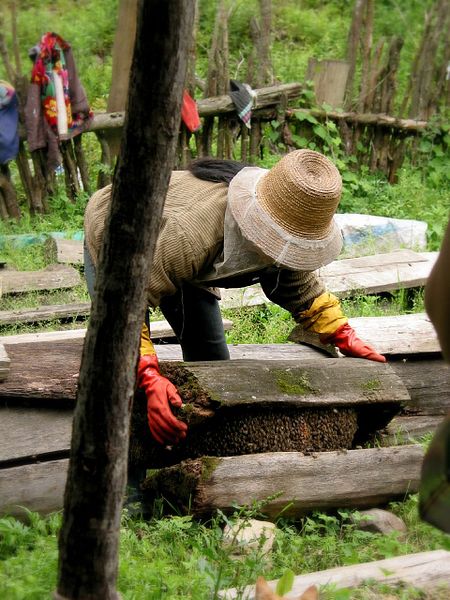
[259, 268, 326, 322]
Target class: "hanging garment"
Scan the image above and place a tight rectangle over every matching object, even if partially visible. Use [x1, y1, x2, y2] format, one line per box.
[25, 32, 93, 169]
[0, 80, 19, 164]
[181, 90, 201, 132]
[229, 80, 256, 129]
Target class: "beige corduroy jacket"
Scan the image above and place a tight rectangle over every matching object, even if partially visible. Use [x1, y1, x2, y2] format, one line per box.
[84, 170, 325, 320]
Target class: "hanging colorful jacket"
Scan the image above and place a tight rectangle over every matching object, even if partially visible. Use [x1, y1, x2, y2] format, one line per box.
[25, 32, 93, 169]
[0, 80, 19, 165]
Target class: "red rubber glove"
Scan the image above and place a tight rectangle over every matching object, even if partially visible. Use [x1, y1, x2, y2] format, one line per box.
[321, 323, 386, 363]
[137, 354, 188, 445]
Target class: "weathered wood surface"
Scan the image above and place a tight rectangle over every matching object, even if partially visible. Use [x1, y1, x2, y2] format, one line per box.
[290, 313, 441, 356]
[181, 358, 409, 408]
[318, 250, 437, 297]
[0, 342, 10, 382]
[45, 237, 84, 265]
[0, 459, 68, 517]
[0, 340, 81, 403]
[0, 341, 408, 411]
[142, 445, 424, 518]
[221, 251, 438, 309]
[0, 302, 91, 326]
[0, 338, 448, 415]
[220, 550, 450, 599]
[88, 83, 303, 131]
[0, 264, 81, 295]
[382, 415, 445, 444]
[0, 406, 72, 464]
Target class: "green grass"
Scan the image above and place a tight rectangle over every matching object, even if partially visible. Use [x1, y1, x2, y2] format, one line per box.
[1, 495, 449, 599]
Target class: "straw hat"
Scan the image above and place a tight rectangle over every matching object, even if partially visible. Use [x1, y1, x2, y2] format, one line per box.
[228, 149, 343, 271]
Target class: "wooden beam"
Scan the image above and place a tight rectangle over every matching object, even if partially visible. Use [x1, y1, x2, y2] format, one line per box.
[220, 550, 450, 599]
[0, 265, 81, 295]
[141, 445, 424, 518]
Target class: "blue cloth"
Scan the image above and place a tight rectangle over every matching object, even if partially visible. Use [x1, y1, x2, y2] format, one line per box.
[0, 82, 19, 164]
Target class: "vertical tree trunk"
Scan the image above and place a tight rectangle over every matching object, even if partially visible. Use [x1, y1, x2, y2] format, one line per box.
[55, 2, 195, 599]
[248, 0, 274, 88]
[407, 0, 449, 119]
[344, 0, 366, 109]
[201, 0, 230, 156]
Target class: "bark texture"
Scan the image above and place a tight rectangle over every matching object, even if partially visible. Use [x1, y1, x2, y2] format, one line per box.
[55, 1, 195, 598]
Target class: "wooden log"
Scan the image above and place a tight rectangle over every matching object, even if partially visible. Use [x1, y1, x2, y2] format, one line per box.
[290, 313, 441, 356]
[88, 83, 303, 132]
[220, 550, 450, 599]
[141, 444, 424, 518]
[290, 108, 431, 132]
[44, 237, 84, 265]
[0, 459, 68, 517]
[0, 264, 81, 295]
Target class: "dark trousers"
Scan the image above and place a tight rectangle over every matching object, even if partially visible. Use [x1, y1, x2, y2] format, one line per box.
[83, 242, 230, 362]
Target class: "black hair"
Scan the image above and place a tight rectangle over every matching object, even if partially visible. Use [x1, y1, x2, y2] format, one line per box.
[187, 157, 250, 186]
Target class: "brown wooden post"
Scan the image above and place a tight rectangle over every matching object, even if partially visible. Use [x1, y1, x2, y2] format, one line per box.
[55, 1, 195, 598]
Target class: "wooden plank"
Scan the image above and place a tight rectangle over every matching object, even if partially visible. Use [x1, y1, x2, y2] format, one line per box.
[0, 339, 81, 404]
[381, 415, 445, 444]
[220, 550, 450, 599]
[220, 251, 438, 309]
[0, 342, 10, 382]
[155, 343, 324, 361]
[320, 251, 437, 298]
[0, 459, 68, 517]
[1, 339, 448, 417]
[142, 445, 424, 518]
[348, 313, 440, 354]
[390, 357, 450, 416]
[45, 238, 84, 265]
[289, 313, 441, 355]
[0, 264, 81, 295]
[0, 302, 91, 326]
[0, 407, 72, 463]
[187, 358, 409, 408]
[0, 317, 232, 342]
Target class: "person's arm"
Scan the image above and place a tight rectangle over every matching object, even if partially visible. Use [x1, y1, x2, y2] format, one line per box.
[260, 269, 385, 362]
[425, 218, 450, 361]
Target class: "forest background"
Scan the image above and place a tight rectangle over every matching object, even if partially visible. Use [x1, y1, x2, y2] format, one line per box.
[0, 1, 449, 598]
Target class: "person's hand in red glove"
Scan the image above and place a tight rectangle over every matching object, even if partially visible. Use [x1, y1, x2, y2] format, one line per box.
[137, 354, 188, 445]
[321, 322, 386, 363]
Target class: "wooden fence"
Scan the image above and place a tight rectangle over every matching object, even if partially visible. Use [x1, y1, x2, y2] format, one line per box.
[0, 81, 439, 221]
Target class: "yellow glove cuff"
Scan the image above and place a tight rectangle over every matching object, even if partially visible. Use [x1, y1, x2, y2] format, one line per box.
[298, 292, 348, 336]
[140, 322, 156, 356]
